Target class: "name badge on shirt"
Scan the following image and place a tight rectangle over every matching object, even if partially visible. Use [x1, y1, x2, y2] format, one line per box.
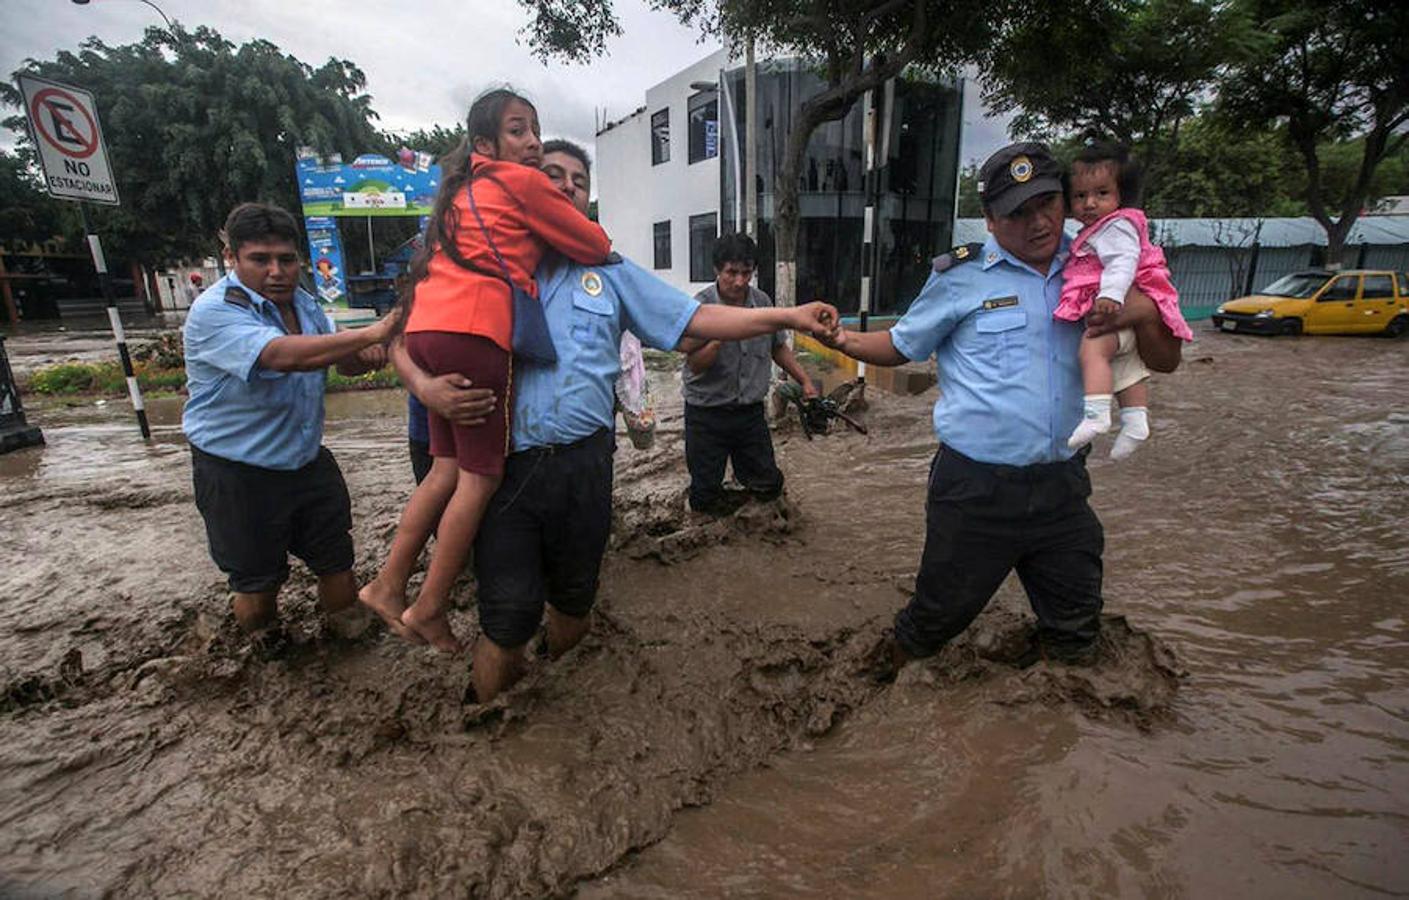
[982, 295, 1019, 310]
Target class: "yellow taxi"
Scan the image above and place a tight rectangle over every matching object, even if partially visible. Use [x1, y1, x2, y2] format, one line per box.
[1211, 269, 1409, 336]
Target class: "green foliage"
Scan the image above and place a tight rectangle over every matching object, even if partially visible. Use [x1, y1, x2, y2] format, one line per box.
[514, 0, 624, 63]
[1217, 0, 1409, 258]
[24, 356, 401, 396]
[390, 124, 467, 161]
[981, 0, 1261, 180]
[27, 363, 101, 394]
[0, 150, 80, 244]
[26, 360, 183, 395]
[1, 26, 389, 268]
[956, 161, 982, 217]
[326, 366, 401, 391]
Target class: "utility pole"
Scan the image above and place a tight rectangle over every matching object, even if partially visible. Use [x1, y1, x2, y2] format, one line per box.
[744, 35, 758, 240]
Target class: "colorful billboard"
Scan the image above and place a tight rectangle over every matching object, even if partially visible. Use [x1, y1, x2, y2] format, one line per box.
[295, 148, 440, 218]
[304, 215, 346, 303]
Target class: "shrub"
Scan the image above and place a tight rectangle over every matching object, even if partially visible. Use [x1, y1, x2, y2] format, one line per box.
[27, 363, 98, 394]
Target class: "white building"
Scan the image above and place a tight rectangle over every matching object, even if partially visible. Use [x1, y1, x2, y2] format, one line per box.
[595, 49, 964, 315]
[595, 49, 729, 296]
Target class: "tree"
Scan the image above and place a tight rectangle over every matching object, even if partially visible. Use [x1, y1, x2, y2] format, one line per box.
[517, 0, 1004, 307]
[956, 161, 982, 217]
[1218, 0, 1409, 264]
[390, 124, 467, 161]
[1141, 113, 1304, 218]
[2, 26, 387, 269]
[980, 0, 1258, 185]
[0, 150, 79, 244]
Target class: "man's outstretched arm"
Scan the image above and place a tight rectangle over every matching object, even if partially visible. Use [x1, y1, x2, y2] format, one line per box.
[818, 328, 910, 368]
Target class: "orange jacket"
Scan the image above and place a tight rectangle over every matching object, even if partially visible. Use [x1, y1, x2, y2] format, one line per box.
[405, 154, 611, 348]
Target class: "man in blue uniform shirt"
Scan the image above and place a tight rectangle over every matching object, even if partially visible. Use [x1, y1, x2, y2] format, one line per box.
[821, 142, 1182, 672]
[392, 140, 838, 702]
[184, 202, 392, 641]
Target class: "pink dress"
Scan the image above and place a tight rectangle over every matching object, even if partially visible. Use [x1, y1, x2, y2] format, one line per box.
[1055, 208, 1193, 341]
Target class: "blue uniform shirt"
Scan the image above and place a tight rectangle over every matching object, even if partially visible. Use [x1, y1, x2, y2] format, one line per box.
[511, 255, 699, 450]
[182, 272, 336, 470]
[888, 235, 1083, 466]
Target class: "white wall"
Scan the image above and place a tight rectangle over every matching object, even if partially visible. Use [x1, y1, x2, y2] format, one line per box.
[596, 48, 729, 297]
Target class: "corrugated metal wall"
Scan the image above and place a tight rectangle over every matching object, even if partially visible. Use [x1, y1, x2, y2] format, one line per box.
[952, 218, 1408, 320]
[1359, 244, 1409, 272]
[1164, 247, 1247, 319]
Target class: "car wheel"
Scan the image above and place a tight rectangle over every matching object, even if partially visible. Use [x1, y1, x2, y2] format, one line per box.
[1280, 318, 1302, 336]
[1385, 315, 1409, 338]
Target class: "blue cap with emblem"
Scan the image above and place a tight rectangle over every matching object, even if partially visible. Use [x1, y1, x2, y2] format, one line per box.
[977, 142, 1064, 217]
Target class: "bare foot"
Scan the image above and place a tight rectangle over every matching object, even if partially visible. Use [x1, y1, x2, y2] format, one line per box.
[401, 603, 463, 653]
[358, 578, 423, 643]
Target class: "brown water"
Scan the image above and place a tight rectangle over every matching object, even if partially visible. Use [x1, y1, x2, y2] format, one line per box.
[1, 330, 1406, 897]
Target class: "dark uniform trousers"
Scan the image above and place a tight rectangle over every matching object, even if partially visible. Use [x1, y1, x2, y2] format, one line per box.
[895, 445, 1104, 658]
[683, 401, 784, 511]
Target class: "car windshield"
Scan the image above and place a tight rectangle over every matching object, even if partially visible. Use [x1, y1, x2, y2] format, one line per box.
[1259, 273, 1327, 298]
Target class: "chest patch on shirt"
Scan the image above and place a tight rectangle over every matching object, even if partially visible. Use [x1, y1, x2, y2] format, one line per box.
[982, 295, 1019, 310]
[580, 271, 604, 296]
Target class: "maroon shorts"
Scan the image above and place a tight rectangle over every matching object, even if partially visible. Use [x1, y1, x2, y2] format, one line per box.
[405, 331, 511, 477]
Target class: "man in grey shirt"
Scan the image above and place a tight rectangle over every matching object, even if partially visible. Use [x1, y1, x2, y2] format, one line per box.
[681, 233, 818, 515]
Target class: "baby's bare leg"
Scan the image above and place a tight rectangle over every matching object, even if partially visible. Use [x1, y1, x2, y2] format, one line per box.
[1068, 332, 1121, 449]
[1079, 331, 1119, 395]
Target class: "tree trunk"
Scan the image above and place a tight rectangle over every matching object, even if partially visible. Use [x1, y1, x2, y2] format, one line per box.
[1320, 215, 1356, 268]
[772, 120, 810, 309]
[772, 74, 909, 309]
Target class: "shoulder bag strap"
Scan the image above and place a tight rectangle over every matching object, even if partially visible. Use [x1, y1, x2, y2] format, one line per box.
[465, 175, 521, 291]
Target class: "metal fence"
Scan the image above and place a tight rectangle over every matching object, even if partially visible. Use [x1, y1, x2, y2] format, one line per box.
[1166, 242, 1409, 320]
[953, 216, 1409, 321]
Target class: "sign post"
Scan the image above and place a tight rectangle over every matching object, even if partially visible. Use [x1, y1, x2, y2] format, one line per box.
[18, 73, 149, 440]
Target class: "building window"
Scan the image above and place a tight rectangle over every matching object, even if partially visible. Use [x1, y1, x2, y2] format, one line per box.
[653, 221, 672, 270]
[651, 108, 670, 165]
[688, 213, 718, 283]
[688, 91, 718, 164]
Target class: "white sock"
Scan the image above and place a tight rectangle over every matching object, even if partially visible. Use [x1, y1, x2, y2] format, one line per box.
[1067, 394, 1113, 449]
[1110, 406, 1150, 460]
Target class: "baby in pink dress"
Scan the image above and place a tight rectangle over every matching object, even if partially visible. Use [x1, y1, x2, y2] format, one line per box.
[1055, 143, 1192, 458]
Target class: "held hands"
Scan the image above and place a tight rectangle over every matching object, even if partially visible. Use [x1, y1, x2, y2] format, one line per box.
[354, 343, 388, 369]
[791, 301, 841, 338]
[815, 325, 848, 351]
[802, 379, 820, 399]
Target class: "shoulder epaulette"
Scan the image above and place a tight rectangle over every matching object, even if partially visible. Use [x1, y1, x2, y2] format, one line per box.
[932, 242, 984, 274]
[223, 285, 252, 308]
[603, 251, 624, 265]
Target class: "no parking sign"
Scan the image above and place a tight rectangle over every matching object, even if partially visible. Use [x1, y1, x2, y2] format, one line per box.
[17, 73, 120, 206]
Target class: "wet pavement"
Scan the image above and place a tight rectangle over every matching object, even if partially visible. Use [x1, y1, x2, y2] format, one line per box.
[1, 328, 1406, 897]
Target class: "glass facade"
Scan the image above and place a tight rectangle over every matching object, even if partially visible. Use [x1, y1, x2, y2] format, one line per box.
[718, 61, 963, 315]
[688, 91, 719, 164]
[688, 212, 718, 282]
[653, 220, 672, 270]
[651, 108, 670, 165]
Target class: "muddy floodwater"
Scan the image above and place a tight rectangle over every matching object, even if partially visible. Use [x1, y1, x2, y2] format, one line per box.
[1, 329, 1406, 897]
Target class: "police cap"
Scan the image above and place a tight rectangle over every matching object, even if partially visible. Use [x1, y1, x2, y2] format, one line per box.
[978, 142, 1064, 217]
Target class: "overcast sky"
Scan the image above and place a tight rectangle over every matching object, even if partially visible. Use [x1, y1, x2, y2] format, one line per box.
[2, 0, 1014, 166]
